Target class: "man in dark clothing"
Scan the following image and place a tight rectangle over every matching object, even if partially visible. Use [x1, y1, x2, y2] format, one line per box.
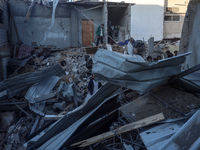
[174, 50, 178, 56]
[88, 74, 102, 95]
[166, 50, 173, 58]
[147, 56, 153, 62]
[96, 24, 104, 46]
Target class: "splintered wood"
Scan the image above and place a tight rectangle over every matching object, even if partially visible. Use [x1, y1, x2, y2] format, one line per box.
[71, 113, 165, 147]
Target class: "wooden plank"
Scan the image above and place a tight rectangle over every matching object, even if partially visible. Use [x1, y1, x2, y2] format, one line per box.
[71, 113, 165, 147]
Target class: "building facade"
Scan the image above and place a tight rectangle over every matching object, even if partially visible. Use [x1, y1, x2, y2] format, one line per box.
[130, 0, 189, 41]
[164, 0, 190, 39]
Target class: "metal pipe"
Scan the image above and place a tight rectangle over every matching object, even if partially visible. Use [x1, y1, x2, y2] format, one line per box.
[9, 99, 34, 120]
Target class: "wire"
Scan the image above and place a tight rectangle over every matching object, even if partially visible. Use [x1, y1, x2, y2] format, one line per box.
[105, 143, 125, 150]
[149, 92, 185, 116]
[111, 130, 146, 149]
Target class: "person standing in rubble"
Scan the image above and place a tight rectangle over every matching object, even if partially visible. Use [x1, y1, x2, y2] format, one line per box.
[127, 37, 136, 55]
[96, 24, 104, 46]
[88, 74, 102, 95]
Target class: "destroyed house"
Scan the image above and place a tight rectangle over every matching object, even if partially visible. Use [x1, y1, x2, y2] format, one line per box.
[9, 0, 132, 48]
[0, 0, 200, 150]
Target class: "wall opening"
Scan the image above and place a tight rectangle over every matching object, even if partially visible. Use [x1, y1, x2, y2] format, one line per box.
[108, 6, 128, 43]
[165, 7, 179, 13]
[164, 15, 181, 21]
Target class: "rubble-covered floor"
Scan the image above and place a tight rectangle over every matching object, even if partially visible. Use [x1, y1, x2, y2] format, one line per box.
[0, 45, 200, 150]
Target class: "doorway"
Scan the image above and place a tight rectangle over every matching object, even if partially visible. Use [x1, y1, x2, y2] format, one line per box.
[82, 19, 94, 46]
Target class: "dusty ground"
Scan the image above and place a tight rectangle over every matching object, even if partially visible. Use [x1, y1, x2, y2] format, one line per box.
[120, 84, 200, 121]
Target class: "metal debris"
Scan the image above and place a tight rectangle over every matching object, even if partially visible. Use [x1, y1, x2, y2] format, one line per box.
[92, 49, 191, 93]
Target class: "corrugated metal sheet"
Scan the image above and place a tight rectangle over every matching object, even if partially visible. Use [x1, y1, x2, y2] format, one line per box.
[0, 64, 65, 100]
[158, 110, 200, 150]
[92, 49, 191, 94]
[37, 89, 126, 150]
[8, 56, 32, 67]
[25, 76, 60, 116]
[27, 83, 120, 149]
[25, 76, 60, 103]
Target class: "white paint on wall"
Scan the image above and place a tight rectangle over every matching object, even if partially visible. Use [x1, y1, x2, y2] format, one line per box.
[131, 0, 164, 41]
[46, 32, 68, 41]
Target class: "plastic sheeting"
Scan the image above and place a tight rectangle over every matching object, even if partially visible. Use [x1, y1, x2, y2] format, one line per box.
[92, 49, 191, 94]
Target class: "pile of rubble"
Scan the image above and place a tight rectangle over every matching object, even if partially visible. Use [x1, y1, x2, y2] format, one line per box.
[0, 43, 200, 150]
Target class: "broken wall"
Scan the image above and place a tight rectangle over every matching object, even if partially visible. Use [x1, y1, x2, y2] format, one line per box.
[179, 0, 200, 69]
[118, 4, 131, 42]
[107, 4, 130, 42]
[0, 0, 9, 80]
[131, 0, 164, 41]
[10, 0, 72, 48]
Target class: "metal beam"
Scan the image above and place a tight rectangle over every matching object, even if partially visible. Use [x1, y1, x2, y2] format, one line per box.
[81, 5, 103, 12]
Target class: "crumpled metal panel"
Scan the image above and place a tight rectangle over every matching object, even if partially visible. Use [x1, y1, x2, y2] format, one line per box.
[25, 76, 60, 103]
[25, 76, 60, 116]
[8, 56, 32, 67]
[37, 86, 124, 150]
[0, 64, 65, 100]
[27, 83, 120, 149]
[92, 49, 191, 94]
[60, 82, 78, 106]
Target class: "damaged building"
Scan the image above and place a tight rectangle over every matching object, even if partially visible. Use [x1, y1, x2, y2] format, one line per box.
[0, 0, 200, 150]
[9, 0, 132, 48]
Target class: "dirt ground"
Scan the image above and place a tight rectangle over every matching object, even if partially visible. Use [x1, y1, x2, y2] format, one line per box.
[121, 84, 200, 121]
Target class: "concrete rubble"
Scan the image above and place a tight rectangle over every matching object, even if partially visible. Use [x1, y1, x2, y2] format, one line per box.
[0, 41, 200, 150]
[0, 0, 200, 150]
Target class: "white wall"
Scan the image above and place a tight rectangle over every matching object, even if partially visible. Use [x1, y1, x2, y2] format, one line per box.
[131, 0, 164, 41]
[98, 0, 135, 3]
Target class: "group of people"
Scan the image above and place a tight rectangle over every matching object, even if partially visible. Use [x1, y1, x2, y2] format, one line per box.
[166, 50, 178, 58]
[146, 50, 178, 62]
